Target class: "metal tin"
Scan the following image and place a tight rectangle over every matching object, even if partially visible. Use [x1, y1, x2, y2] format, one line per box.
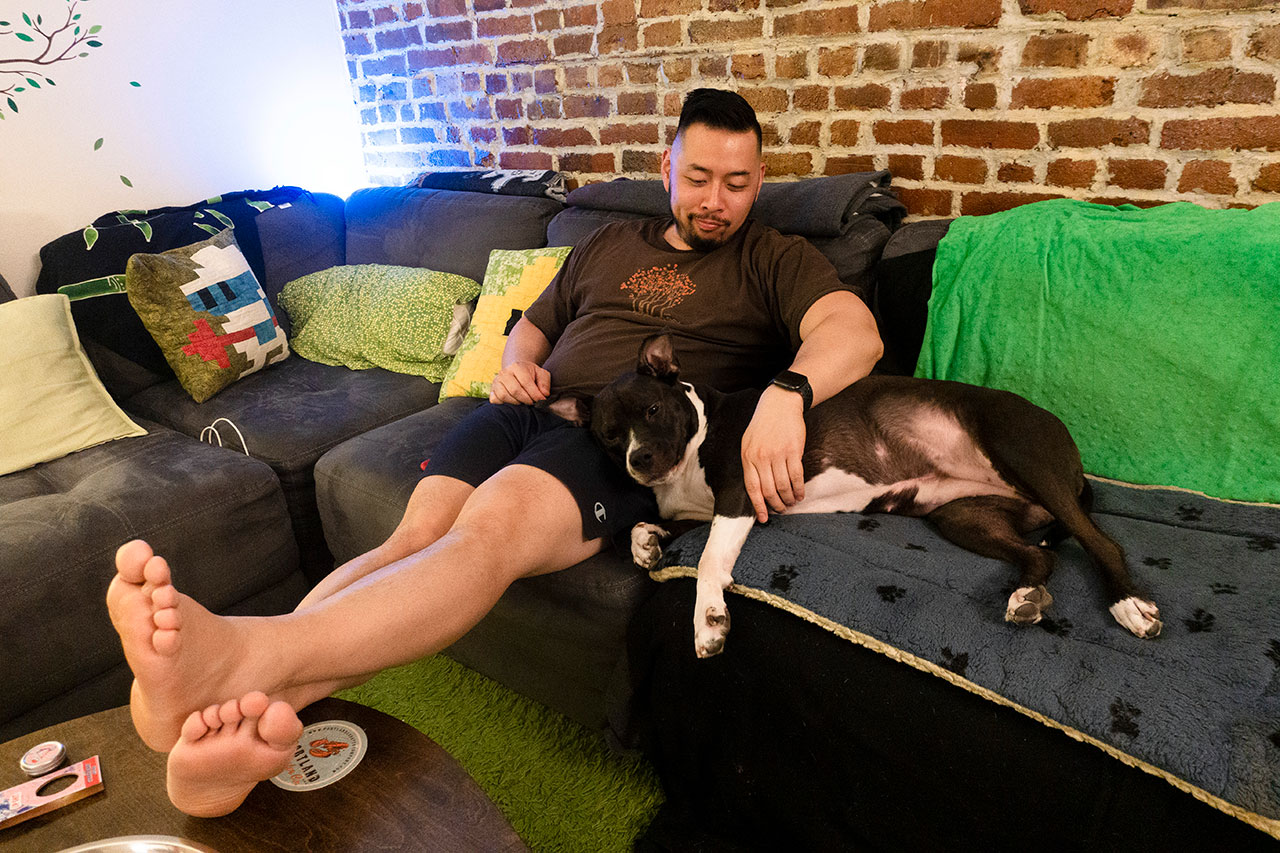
[20, 740, 67, 776]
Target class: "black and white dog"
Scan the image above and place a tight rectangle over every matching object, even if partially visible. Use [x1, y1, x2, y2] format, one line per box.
[567, 334, 1161, 658]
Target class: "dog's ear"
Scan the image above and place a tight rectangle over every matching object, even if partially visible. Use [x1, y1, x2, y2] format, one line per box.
[637, 332, 679, 381]
[545, 393, 592, 427]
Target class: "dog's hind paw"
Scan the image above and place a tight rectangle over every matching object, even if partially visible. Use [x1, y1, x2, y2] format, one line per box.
[630, 523, 669, 569]
[1005, 585, 1053, 625]
[694, 605, 730, 658]
[1110, 597, 1162, 639]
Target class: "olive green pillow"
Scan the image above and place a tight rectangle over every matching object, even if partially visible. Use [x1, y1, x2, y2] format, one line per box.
[126, 229, 289, 403]
[278, 264, 481, 381]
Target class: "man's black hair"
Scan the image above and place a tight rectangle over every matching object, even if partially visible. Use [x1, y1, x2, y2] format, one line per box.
[676, 88, 762, 151]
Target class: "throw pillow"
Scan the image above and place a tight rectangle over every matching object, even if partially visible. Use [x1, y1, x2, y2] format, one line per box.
[278, 264, 481, 380]
[438, 246, 573, 402]
[0, 294, 146, 476]
[126, 229, 289, 403]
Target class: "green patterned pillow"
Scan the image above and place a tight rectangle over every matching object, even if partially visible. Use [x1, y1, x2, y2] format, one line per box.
[278, 264, 481, 381]
[439, 246, 572, 401]
[126, 229, 289, 403]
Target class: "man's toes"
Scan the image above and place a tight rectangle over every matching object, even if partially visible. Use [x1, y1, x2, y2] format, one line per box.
[238, 691, 270, 720]
[218, 698, 246, 727]
[115, 540, 154, 583]
[142, 554, 173, 588]
[258, 700, 303, 749]
[200, 704, 224, 730]
[180, 709, 211, 742]
[152, 627, 181, 656]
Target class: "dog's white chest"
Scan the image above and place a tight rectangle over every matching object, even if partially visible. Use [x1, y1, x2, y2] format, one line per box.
[654, 464, 714, 521]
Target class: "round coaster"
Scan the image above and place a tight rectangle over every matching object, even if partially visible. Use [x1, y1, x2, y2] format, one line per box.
[269, 720, 368, 792]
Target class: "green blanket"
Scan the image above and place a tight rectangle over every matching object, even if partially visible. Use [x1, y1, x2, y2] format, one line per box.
[916, 199, 1280, 504]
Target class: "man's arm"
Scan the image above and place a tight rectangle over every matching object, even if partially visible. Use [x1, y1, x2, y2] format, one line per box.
[741, 290, 883, 522]
[490, 316, 553, 404]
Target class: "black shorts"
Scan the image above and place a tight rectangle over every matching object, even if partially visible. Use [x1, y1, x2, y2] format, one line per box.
[421, 402, 659, 542]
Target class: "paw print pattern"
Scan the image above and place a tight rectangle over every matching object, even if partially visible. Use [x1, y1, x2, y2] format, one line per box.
[1110, 699, 1141, 738]
[905, 543, 928, 552]
[1176, 505, 1203, 523]
[770, 565, 799, 593]
[858, 517, 880, 532]
[1038, 615, 1073, 637]
[1271, 731, 1280, 750]
[1185, 609, 1216, 632]
[1143, 557, 1172, 571]
[877, 585, 907, 603]
[940, 647, 969, 678]
[1210, 582, 1238, 595]
[1247, 536, 1278, 553]
[1267, 640, 1280, 669]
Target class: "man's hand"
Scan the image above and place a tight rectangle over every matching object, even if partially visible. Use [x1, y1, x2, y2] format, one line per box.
[741, 385, 807, 523]
[490, 361, 551, 405]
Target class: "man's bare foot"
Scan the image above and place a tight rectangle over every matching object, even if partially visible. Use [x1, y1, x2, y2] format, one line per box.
[166, 691, 303, 817]
[106, 540, 243, 751]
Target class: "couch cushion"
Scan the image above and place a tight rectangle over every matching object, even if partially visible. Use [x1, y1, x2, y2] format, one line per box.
[314, 397, 657, 728]
[123, 357, 440, 580]
[254, 192, 347, 335]
[871, 219, 953, 376]
[0, 422, 305, 737]
[344, 186, 563, 284]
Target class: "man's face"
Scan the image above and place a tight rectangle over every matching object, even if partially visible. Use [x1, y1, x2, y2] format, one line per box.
[661, 123, 765, 252]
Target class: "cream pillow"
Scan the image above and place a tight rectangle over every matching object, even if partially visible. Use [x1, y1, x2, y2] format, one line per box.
[0, 294, 146, 476]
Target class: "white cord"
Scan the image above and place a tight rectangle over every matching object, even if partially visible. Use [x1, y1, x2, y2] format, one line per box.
[200, 417, 249, 455]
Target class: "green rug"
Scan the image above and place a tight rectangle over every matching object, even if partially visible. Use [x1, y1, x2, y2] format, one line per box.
[336, 655, 663, 852]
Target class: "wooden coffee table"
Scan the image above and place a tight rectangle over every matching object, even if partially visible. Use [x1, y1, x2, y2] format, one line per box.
[0, 698, 527, 852]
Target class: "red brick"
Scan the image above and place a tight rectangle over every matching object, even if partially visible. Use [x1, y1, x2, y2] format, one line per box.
[775, 51, 809, 79]
[1248, 25, 1280, 62]
[1048, 117, 1149, 148]
[830, 120, 861, 146]
[698, 56, 728, 77]
[869, 0, 1002, 31]
[765, 152, 813, 176]
[618, 91, 659, 114]
[775, 7, 860, 38]
[603, 0, 638, 24]
[789, 121, 821, 145]
[875, 119, 935, 145]
[964, 83, 997, 109]
[1046, 158, 1096, 187]
[901, 87, 949, 109]
[555, 33, 594, 55]
[1161, 117, 1280, 151]
[643, 20, 683, 47]
[961, 191, 1064, 216]
[835, 84, 892, 110]
[372, 6, 398, 25]
[426, 0, 466, 16]
[408, 44, 494, 70]
[1017, 0, 1132, 20]
[495, 97, 523, 119]
[534, 68, 557, 94]
[1182, 28, 1232, 62]
[1107, 159, 1167, 190]
[712, 0, 762, 10]
[564, 95, 613, 118]
[622, 150, 663, 174]
[733, 54, 768, 80]
[942, 120, 1038, 149]
[826, 155, 879, 176]
[863, 43, 901, 71]
[496, 39, 551, 65]
[760, 123, 782, 148]
[896, 187, 954, 216]
[912, 41, 946, 68]
[527, 97, 562, 120]
[1139, 69, 1275, 108]
[1178, 160, 1237, 194]
[626, 62, 661, 84]
[934, 154, 987, 183]
[564, 66, 591, 89]
[1011, 76, 1115, 109]
[1252, 162, 1280, 192]
[818, 47, 858, 77]
[957, 43, 1002, 72]
[1021, 32, 1089, 67]
[600, 23, 639, 54]
[690, 17, 764, 43]
[639, 0, 701, 14]
[997, 162, 1035, 182]
[473, 0, 505, 10]
[560, 152, 617, 173]
[598, 64, 625, 87]
[532, 127, 595, 147]
[471, 127, 498, 144]
[793, 85, 829, 110]
[741, 86, 789, 113]
[1149, 0, 1273, 9]
[503, 126, 531, 146]
[601, 123, 661, 144]
[1088, 196, 1168, 209]
[663, 58, 692, 83]
[888, 154, 925, 180]
[500, 151, 554, 170]
[404, 2, 424, 20]
[565, 4, 598, 26]
[478, 14, 532, 37]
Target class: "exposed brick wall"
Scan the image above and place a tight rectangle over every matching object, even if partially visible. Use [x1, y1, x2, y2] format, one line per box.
[338, 0, 1280, 216]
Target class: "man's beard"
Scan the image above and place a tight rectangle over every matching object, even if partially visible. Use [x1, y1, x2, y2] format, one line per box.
[675, 213, 732, 252]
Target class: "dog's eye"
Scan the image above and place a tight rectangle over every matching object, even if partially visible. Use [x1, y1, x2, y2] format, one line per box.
[646, 403, 660, 418]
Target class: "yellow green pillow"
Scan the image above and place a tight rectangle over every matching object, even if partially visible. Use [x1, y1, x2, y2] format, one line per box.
[0, 294, 146, 476]
[438, 246, 572, 401]
[278, 264, 481, 381]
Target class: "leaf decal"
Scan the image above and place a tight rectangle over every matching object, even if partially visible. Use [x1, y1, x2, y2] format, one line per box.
[120, 175, 133, 187]
[246, 200, 273, 212]
[26, 78, 40, 88]
[16, 32, 33, 42]
[84, 226, 99, 250]
[94, 138, 103, 150]
[195, 223, 221, 236]
[131, 220, 154, 241]
[6, 98, 16, 113]
[129, 81, 140, 87]
[207, 209, 235, 229]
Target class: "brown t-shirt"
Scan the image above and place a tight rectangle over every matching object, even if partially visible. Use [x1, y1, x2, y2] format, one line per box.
[522, 218, 854, 397]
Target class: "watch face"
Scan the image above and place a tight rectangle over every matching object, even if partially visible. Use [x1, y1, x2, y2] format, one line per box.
[773, 370, 807, 391]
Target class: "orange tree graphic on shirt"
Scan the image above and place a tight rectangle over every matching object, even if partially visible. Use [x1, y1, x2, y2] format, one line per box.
[620, 264, 696, 320]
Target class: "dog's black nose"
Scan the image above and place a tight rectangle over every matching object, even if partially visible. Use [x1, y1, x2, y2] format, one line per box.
[629, 448, 654, 473]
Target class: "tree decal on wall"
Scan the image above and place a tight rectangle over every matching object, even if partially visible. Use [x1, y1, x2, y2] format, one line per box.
[620, 264, 697, 320]
[0, 0, 103, 119]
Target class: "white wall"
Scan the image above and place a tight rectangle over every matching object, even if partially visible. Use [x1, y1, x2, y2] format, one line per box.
[0, 0, 365, 296]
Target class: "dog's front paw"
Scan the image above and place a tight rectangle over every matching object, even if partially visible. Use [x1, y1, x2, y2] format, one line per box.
[1110, 597, 1162, 639]
[694, 604, 730, 658]
[1005, 585, 1053, 625]
[630, 522, 669, 569]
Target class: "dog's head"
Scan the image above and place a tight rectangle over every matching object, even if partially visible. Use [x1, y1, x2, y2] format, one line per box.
[589, 333, 702, 487]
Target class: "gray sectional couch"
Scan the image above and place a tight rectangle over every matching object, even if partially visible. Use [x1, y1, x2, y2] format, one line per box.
[3, 172, 900, 741]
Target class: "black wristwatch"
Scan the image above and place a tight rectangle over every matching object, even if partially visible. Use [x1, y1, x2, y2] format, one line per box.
[771, 370, 813, 410]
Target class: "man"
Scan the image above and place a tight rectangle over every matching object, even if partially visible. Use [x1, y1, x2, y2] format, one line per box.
[106, 89, 884, 816]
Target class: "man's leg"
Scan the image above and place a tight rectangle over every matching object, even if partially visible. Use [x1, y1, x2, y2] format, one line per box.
[108, 464, 604, 753]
